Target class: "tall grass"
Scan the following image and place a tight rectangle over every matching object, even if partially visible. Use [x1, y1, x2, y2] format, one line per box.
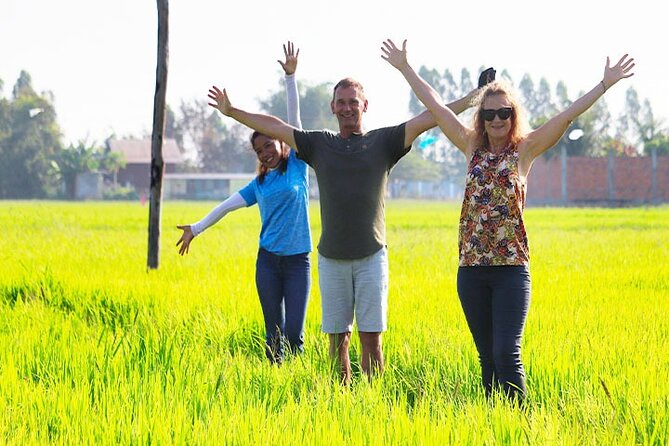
[1, 201, 667, 445]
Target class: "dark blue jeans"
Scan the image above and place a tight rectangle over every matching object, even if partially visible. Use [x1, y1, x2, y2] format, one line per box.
[457, 265, 531, 401]
[255, 248, 310, 363]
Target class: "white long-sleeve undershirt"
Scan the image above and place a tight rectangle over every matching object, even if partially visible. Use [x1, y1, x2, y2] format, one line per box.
[190, 192, 247, 236]
[189, 73, 301, 237]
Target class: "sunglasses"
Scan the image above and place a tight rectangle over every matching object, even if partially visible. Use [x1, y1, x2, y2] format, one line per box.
[481, 107, 513, 121]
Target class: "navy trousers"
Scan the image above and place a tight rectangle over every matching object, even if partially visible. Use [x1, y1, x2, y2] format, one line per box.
[255, 248, 310, 363]
[457, 265, 531, 400]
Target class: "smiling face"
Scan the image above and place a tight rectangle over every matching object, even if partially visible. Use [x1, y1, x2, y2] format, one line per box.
[330, 85, 368, 137]
[481, 93, 515, 150]
[251, 134, 283, 169]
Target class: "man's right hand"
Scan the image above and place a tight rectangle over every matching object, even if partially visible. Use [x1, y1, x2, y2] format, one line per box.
[478, 67, 496, 88]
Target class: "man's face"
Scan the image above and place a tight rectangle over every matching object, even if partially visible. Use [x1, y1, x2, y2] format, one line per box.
[330, 86, 368, 133]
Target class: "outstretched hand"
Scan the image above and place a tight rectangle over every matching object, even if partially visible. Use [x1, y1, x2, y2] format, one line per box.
[278, 41, 299, 75]
[176, 225, 195, 256]
[603, 54, 635, 89]
[380, 39, 409, 70]
[207, 86, 232, 115]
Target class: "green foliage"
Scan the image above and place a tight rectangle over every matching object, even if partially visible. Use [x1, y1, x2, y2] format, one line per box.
[12, 70, 36, 99]
[102, 185, 139, 201]
[258, 76, 338, 131]
[52, 140, 126, 199]
[645, 133, 669, 156]
[0, 71, 63, 198]
[616, 86, 668, 155]
[53, 140, 99, 198]
[415, 66, 668, 160]
[174, 100, 256, 173]
[165, 104, 184, 149]
[390, 150, 442, 181]
[407, 67, 478, 179]
[0, 201, 667, 444]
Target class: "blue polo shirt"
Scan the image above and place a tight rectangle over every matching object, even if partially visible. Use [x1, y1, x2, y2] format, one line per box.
[239, 150, 311, 256]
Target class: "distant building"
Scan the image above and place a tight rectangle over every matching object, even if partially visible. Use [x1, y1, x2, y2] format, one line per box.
[107, 138, 184, 194]
[75, 172, 103, 200]
[164, 173, 255, 200]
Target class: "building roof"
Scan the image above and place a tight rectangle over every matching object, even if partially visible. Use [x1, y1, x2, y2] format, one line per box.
[107, 138, 184, 164]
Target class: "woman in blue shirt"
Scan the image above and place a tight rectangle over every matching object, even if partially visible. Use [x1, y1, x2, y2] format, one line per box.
[176, 41, 311, 363]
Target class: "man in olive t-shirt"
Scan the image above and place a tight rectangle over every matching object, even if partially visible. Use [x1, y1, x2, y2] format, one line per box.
[208, 76, 475, 384]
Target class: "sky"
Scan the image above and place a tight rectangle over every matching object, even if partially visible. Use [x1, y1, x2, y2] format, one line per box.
[2, 0, 665, 146]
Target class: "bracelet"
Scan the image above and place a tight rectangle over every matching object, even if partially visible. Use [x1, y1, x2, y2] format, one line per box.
[599, 80, 607, 93]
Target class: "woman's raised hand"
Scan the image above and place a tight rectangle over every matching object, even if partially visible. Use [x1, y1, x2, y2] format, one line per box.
[602, 54, 635, 90]
[278, 40, 299, 75]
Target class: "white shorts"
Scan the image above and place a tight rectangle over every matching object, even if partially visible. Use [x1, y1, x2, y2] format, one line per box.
[318, 247, 389, 334]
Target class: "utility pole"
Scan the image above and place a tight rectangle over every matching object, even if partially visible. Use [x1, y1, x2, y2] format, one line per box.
[148, 0, 169, 269]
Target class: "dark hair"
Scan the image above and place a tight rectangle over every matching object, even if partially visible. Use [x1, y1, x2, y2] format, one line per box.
[332, 77, 366, 102]
[250, 131, 290, 184]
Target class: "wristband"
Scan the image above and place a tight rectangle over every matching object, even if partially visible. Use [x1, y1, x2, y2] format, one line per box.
[599, 80, 607, 93]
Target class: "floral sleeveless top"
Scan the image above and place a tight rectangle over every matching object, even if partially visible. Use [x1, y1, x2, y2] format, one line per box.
[459, 144, 529, 266]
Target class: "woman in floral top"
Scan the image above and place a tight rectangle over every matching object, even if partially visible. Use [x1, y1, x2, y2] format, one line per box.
[382, 39, 634, 401]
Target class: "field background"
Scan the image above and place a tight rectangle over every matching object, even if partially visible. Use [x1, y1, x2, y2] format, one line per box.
[1, 201, 667, 445]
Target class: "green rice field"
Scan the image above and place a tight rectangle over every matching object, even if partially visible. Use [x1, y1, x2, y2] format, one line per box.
[1, 200, 667, 445]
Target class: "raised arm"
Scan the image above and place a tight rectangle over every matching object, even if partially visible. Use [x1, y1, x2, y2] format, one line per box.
[278, 41, 303, 130]
[208, 86, 298, 149]
[523, 54, 635, 161]
[382, 39, 472, 153]
[404, 67, 496, 147]
[403, 89, 478, 150]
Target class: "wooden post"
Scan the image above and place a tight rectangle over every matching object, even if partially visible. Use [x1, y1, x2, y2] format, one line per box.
[147, 0, 169, 270]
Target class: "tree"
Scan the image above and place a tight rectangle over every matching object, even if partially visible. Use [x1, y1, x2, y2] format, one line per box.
[52, 140, 126, 198]
[644, 132, 669, 156]
[198, 111, 254, 173]
[53, 140, 100, 198]
[518, 74, 540, 126]
[574, 99, 612, 157]
[12, 70, 36, 98]
[535, 77, 558, 119]
[99, 149, 125, 184]
[406, 66, 476, 180]
[165, 104, 184, 149]
[259, 77, 338, 131]
[408, 66, 456, 114]
[390, 150, 441, 182]
[174, 99, 255, 172]
[624, 86, 664, 154]
[514, 75, 614, 158]
[0, 70, 62, 198]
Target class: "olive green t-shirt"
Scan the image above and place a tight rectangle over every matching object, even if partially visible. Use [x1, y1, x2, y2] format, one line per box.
[294, 124, 408, 259]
